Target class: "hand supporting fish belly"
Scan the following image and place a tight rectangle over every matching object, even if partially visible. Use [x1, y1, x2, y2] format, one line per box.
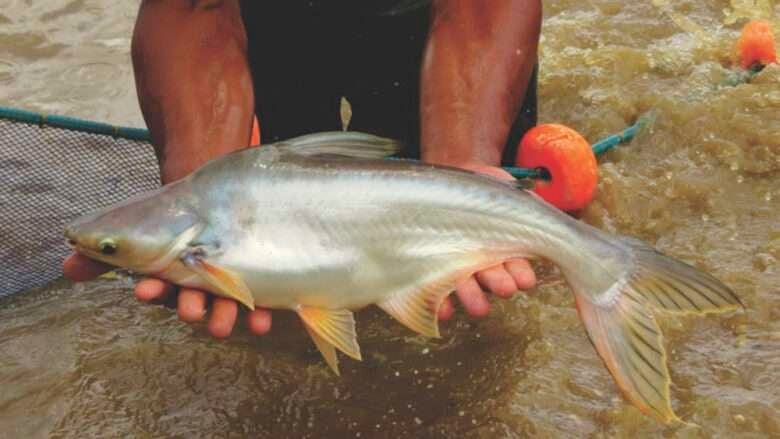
[64, 131, 743, 423]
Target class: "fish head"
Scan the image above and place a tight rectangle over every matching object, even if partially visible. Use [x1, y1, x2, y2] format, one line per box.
[65, 190, 200, 274]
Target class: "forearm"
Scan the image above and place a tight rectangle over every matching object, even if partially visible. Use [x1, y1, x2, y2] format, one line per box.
[131, 0, 254, 183]
[420, 0, 542, 166]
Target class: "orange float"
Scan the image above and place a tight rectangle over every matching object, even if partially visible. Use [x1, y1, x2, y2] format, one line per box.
[516, 124, 599, 212]
[738, 20, 777, 69]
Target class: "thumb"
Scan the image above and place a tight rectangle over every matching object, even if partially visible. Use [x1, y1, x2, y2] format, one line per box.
[63, 253, 112, 281]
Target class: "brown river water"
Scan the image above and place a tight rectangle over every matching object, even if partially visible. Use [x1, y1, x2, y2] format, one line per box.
[1, 1, 779, 437]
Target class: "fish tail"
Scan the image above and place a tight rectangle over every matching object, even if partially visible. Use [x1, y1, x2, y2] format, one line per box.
[569, 237, 743, 423]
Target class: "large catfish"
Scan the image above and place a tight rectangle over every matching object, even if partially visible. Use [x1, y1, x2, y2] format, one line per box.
[65, 132, 742, 423]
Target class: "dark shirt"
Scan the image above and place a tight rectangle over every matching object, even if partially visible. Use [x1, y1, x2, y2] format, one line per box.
[238, 1, 535, 164]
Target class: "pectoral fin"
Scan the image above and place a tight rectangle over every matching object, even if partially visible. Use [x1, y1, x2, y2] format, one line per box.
[182, 253, 255, 310]
[298, 306, 361, 374]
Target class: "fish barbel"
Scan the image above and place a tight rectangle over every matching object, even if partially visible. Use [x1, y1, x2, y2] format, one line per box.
[65, 131, 742, 423]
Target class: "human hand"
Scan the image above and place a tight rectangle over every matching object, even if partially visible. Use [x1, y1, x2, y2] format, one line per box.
[63, 253, 272, 338]
[436, 163, 537, 321]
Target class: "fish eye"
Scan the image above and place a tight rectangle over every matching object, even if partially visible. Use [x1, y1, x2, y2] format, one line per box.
[99, 239, 117, 255]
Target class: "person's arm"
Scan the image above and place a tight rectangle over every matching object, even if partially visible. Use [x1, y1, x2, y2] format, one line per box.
[64, 0, 271, 338]
[421, 0, 542, 316]
[132, 0, 255, 182]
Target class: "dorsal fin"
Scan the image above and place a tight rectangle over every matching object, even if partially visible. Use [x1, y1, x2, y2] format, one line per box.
[276, 131, 402, 159]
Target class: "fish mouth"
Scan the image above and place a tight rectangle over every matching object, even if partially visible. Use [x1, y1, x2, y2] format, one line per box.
[63, 228, 108, 265]
[64, 228, 80, 251]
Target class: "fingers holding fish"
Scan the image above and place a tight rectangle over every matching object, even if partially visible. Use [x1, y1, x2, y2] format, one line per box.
[451, 259, 534, 318]
[247, 307, 272, 335]
[504, 258, 536, 291]
[455, 276, 491, 318]
[456, 162, 515, 181]
[135, 278, 175, 303]
[207, 297, 238, 339]
[437, 296, 455, 321]
[475, 264, 518, 298]
[177, 288, 208, 322]
[62, 253, 112, 282]
[139, 278, 270, 338]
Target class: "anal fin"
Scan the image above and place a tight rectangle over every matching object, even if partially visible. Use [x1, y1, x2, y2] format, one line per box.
[376, 258, 501, 338]
[298, 306, 361, 374]
[303, 323, 340, 375]
[377, 278, 455, 338]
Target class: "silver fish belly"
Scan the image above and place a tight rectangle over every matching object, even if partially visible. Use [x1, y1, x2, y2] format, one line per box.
[184, 150, 558, 310]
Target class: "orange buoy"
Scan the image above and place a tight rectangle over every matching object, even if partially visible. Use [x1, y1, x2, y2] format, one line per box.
[738, 20, 777, 70]
[250, 115, 261, 146]
[516, 124, 599, 211]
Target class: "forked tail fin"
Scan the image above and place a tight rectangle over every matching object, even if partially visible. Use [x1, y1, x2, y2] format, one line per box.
[572, 239, 743, 423]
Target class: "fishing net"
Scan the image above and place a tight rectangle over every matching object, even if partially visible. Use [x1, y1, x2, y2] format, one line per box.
[0, 112, 160, 298]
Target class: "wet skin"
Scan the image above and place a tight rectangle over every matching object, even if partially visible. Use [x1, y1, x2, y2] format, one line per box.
[63, 0, 541, 339]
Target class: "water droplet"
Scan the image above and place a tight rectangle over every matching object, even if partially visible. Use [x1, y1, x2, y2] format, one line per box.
[414, 417, 423, 425]
[459, 411, 465, 417]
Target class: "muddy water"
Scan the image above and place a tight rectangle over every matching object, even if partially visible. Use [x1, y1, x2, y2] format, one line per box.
[0, 0, 142, 126]
[1, 1, 779, 438]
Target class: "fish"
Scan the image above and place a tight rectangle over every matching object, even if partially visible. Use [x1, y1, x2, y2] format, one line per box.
[64, 131, 743, 423]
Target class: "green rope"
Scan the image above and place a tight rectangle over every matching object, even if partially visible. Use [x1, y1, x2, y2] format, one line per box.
[721, 64, 765, 87]
[1, 104, 653, 181]
[0, 106, 150, 141]
[592, 110, 656, 156]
